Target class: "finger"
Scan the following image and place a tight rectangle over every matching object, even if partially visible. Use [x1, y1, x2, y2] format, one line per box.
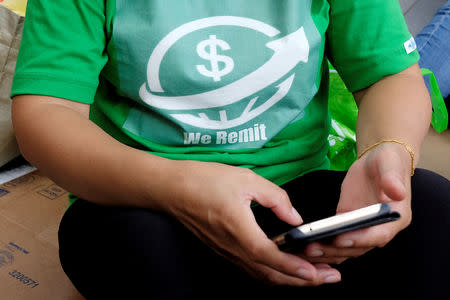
[238, 198, 335, 282]
[301, 256, 349, 265]
[379, 171, 407, 202]
[236, 208, 317, 281]
[332, 223, 398, 248]
[376, 150, 408, 202]
[304, 242, 371, 258]
[195, 212, 318, 282]
[304, 242, 373, 260]
[253, 262, 341, 286]
[252, 181, 302, 226]
[248, 236, 320, 281]
[315, 263, 342, 284]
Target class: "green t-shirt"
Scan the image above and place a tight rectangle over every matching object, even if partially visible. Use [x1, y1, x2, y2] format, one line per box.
[12, 0, 418, 190]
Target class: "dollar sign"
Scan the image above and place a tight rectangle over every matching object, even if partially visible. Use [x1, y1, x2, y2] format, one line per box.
[196, 35, 235, 82]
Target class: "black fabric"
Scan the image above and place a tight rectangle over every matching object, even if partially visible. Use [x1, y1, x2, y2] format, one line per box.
[58, 169, 450, 299]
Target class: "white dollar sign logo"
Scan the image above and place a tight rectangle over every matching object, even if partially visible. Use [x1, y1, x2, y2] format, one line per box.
[196, 35, 235, 82]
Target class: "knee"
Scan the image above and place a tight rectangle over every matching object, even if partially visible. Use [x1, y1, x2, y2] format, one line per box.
[411, 168, 450, 204]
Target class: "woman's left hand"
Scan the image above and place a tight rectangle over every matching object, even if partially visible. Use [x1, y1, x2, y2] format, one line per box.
[302, 141, 413, 265]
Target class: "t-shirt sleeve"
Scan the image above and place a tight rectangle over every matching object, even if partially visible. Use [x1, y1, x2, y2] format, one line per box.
[10, 0, 107, 104]
[326, 0, 420, 92]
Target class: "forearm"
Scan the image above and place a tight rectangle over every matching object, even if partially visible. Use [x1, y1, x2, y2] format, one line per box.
[354, 64, 432, 167]
[12, 95, 186, 210]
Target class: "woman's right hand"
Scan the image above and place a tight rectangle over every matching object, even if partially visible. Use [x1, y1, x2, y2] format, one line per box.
[11, 95, 339, 285]
[162, 160, 341, 286]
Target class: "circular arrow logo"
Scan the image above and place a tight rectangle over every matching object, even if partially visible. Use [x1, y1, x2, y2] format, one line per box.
[139, 16, 310, 130]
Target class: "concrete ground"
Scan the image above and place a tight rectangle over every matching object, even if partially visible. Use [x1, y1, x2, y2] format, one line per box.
[401, 0, 448, 36]
[418, 128, 450, 179]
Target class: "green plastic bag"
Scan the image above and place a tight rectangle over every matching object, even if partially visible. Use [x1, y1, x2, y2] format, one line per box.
[421, 68, 449, 133]
[327, 64, 448, 171]
[327, 64, 358, 171]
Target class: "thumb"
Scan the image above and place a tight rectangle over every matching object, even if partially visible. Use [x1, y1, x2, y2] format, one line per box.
[376, 154, 408, 202]
[255, 186, 303, 226]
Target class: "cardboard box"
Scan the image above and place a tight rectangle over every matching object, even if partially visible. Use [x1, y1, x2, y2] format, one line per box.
[0, 171, 84, 299]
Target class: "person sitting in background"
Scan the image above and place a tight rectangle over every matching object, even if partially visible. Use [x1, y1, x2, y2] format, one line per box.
[415, 1, 450, 125]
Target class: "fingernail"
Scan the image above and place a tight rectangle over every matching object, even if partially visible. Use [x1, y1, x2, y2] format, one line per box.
[291, 207, 303, 223]
[324, 275, 340, 284]
[338, 240, 354, 247]
[297, 268, 313, 280]
[309, 249, 324, 257]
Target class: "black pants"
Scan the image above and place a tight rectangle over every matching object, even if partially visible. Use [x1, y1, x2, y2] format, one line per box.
[58, 169, 450, 300]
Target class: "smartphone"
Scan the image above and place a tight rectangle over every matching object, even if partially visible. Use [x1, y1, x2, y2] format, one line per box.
[272, 203, 400, 252]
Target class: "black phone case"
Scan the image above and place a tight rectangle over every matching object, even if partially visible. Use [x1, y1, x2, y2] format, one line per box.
[278, 203, 400, 252]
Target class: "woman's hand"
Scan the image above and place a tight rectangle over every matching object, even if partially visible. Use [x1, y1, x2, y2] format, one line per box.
[162, 160, 342, 286]
[303, 142, 413, 264]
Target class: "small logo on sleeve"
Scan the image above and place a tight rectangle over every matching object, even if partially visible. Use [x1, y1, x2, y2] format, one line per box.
[404, 37, 417, 54]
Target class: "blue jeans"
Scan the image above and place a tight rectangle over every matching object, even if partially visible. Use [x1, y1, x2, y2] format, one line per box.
[415, 1, 450, 100]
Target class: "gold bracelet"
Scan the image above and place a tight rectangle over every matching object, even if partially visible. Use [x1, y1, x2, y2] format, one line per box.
[357, 139, 415, 176]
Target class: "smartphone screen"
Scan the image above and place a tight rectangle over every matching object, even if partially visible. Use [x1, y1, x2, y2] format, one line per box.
[294, 204, 385, 234]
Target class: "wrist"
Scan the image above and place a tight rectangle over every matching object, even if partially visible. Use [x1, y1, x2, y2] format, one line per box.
[357, 139, 415, 176]
[128, 153, 186, 212]
[140, 158, 209, 214]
